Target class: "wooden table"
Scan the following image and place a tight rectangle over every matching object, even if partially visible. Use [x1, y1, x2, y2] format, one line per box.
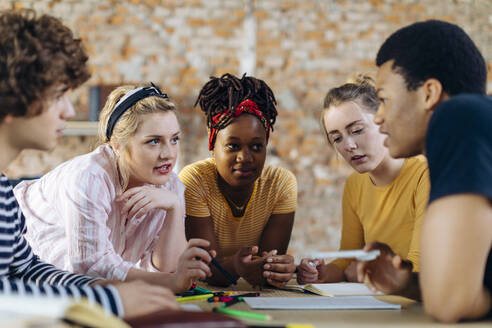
[185, 280, 492, 327]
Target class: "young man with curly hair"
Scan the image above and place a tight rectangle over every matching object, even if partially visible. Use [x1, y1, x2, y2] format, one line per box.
[356, 20, 491, 323]
[0, 9, 178, 319]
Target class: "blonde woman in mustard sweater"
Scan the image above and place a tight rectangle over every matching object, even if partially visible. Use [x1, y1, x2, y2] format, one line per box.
[297, 75, 429, 284]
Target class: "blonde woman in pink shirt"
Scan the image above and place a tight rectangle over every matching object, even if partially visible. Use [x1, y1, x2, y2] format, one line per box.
[14, 84, 214, 293]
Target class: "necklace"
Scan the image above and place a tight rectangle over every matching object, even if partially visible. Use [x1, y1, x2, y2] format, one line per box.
[218, 176, 251, 217]
[224, 193, 247, 212]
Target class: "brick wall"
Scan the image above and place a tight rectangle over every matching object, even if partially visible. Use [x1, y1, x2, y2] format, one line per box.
[5, 0, 491, 258]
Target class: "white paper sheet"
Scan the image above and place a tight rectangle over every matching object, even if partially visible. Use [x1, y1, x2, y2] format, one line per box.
[180, 304, 203, 311]
[244, 296, 401, 310]
[308, 249, 380, 261]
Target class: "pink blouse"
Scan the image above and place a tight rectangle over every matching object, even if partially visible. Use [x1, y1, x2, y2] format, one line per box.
[14, 144, 185, 281]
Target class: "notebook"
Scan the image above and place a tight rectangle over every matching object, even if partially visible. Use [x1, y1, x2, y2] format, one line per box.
[0, 295, 128, 328]
[244, 296, 400, 310]
[283, 282, 382, 296]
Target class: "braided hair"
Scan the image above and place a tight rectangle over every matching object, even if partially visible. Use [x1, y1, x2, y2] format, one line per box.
[195, 73, 278, 132]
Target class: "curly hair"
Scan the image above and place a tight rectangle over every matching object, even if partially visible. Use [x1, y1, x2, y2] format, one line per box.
[194, 73, 278, 132]
[376, 20, 486, 95]
[0, 9, 90, 121]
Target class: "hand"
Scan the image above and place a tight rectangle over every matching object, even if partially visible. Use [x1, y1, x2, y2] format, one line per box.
[233, 246, 266, 287]
[263, 252, 296, 288]
[344, 261, 358, 282]
[115, 280, 179, 320]
[172, 239, 215, 292]
[357, 242, 413, 295]
[89, 279, 123, 287]
[296, 258, 323, 284]
[119, 186, 180, 219]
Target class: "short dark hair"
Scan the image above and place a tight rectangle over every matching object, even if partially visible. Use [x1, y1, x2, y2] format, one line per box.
[376, 20, 486, 95]
[0, 9, 90, 121]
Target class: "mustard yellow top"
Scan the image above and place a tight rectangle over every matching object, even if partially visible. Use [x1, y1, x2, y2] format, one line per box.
[333, 156, 429, 272]
[179, 158, 297, 257]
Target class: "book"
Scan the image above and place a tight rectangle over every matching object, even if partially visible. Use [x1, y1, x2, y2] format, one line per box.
[0, 295, 243, 328]
[126, 309, 247, 328]
[282, 282, 382, 296]
[244, 296, 400, 310]
[0, 294, 128, 328]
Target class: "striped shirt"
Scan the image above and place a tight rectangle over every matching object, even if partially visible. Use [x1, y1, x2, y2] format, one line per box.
[14, 144, 185, 281]
[179, 158, 297, 257]
[0, 174, 124, 316]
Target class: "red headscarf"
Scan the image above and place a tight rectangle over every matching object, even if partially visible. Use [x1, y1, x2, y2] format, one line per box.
[208, 99, 271, 150]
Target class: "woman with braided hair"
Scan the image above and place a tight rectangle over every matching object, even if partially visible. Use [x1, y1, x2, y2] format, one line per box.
[179, 73, 297, 287]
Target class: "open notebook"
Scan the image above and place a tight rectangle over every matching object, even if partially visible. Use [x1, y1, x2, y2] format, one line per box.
[283, 282, 382, 296]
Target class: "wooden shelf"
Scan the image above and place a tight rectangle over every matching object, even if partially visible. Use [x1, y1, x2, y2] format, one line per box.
[63, 121, 98, 136]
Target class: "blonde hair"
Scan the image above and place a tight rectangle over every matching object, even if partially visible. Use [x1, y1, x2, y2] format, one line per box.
[97, 85, 176, 190]
[320, 73, 379, 144]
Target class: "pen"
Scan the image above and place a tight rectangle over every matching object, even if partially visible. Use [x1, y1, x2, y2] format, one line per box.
[216, 296, 235, 302]
[233, 292, 260, 298]
[213, 307, 271, 321]
[211, 256, 238, 285]
[222, 296, 243, 307]
[194, 286, 213, 294]
[178, 286, 215, 297]
[207, 296, 223, 303]
[177, 293, 214, 302]
[199, 247, 238, 285]
[177, 290, 196, 297]
[208, 296, 220, 303]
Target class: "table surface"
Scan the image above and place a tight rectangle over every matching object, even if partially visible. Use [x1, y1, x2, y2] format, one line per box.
[186, 280, 492, 327]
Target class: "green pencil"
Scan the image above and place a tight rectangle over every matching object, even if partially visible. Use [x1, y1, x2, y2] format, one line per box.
[193, 286, 213, 294]
[213, 307, 271, 321]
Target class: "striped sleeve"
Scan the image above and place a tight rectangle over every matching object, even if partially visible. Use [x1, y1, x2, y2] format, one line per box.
[10, 212, 95, 287]
[0, 278, 124, 316]
[0, 175, 124, 317]
[271, 168, 298, 214]
[178, 164, 211, 217]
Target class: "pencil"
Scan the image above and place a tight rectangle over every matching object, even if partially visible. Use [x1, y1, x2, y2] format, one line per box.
[213, 307, 271, 321]
[177, 293, 214, 302]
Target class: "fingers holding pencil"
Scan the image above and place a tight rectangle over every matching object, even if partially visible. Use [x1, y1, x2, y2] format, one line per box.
[173, 238, 217, 292]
